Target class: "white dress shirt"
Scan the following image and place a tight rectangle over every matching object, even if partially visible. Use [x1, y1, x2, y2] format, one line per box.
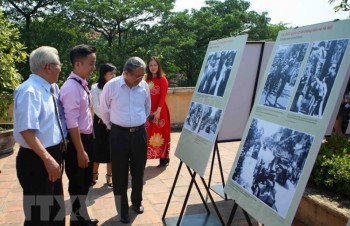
[99, 75, 151, 129]
[91, 83, 102, 118]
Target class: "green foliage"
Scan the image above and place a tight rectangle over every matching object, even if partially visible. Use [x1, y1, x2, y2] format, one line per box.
[0, 11, 27, 120]
[0, 0, 71, 51]
[329, 0, 350, 12]
[18, 15, 91, 84]
[310, 134, 350, 198]
[67, 0, 175, 69]
[1, 0, 289, 88]
[0, 0, 69, 23]
[148, 0, 287, 86]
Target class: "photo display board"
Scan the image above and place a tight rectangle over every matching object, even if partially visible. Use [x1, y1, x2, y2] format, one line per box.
[175, 35, 248, 176]
[224, 19, 350, 226]
[218, 42, 275, 141]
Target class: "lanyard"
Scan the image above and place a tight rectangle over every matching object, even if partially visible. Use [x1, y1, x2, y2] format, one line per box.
[69, 77, 91, 106]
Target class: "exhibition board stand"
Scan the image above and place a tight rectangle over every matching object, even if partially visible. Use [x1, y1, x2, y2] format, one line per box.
[226, 202, 253, 226]
[163, 19, 350, 226]
[163, 35, 249, 225]
[161, 161, 224, 226]
[224, 19, 350, 226]
[208, 140, 229, 200]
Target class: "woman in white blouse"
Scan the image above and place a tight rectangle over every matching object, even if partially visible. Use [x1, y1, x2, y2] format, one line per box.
[91, 63, 116, 187]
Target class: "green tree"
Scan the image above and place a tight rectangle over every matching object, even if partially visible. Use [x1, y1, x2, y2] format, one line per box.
[0, 11, 27, 120]
[151, 11, 200, 85]
[329, 0, 350, 12]
[1, 0, 288, 88]
[266, 22, 290, 40]
[67, 0, 175, 66]
[0, 0, 70, 49]
[245, 11, 289, 41]
[150, 0, 285, 86]
[21, 15, 90, 83]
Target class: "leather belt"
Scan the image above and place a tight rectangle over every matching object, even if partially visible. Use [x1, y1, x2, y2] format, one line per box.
[20, 143, 61, 152]
[80, 133, 94, 140]
[111, 123, 145, 133]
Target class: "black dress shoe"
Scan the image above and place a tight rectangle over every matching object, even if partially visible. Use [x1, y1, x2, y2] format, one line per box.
[70, 219, 98, 226]
[131, 204, 144, 214]
[157, 162, 169, 167]
[85, 218, 99, 226]
[69, 220, 80, 226]
[74, 215, 99, 226]
[157, 159, 169, 167]
[120, 214, 130, 224]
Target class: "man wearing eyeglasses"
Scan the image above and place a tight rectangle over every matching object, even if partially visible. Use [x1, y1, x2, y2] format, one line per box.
[100, 57, 151, 224]
[14, 46, 66, 226]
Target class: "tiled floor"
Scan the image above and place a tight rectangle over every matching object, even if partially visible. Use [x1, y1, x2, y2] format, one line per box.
[0, 132, 306, 225]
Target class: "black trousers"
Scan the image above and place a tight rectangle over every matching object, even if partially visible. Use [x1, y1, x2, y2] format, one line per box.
[93, 115, 111, 163]
[65, 133, 94, 218]
[110, 124, 147, 216]
[16, 144, 65, 226]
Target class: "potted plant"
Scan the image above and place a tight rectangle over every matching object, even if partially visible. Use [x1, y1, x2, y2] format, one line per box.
[0, 11, 27, 155]
[295, 133, 350, 226]
[0, 123, 15, 155]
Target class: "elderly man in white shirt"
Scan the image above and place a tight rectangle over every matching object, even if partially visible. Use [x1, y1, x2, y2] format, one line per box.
[99, 57, 151, 224]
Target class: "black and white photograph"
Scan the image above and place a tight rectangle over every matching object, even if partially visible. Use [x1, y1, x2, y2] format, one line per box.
[184, 102, 204, 132]
[197, 50, 236, 97]
[184, 102, 223, 141]
[290, 39, 349, 117]
[196, 105, 222, 141]
[231, 118, 314, 218]
[259, 43, 308, 110]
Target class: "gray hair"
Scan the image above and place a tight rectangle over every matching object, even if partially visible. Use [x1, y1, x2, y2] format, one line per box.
[29, 46, 60, 73]
[124, 57, 146, 73]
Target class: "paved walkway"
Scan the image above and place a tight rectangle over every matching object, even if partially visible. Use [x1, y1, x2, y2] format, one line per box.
[0, 132, 305, 226]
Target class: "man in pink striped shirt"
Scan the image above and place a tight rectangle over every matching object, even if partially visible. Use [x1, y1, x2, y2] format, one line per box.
[60, 44, 98, 226]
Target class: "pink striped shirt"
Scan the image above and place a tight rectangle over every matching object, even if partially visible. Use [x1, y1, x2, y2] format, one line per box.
[60, 72, 93, 134]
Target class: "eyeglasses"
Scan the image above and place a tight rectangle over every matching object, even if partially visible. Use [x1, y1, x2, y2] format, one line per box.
[128, 73, 144, 81]
[51, 63, 63, 67]
[135, 75, 144, 80]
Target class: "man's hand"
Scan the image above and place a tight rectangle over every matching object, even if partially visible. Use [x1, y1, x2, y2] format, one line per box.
[69, 128, 90, 168]
[44, 157, 61, 182]
[77, 150, 89, 168]
[20, 130, 62, 182]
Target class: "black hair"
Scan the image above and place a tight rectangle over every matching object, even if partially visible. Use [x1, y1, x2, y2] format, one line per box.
[70, 44, 96, 66]
[146, 56, 164, 80]
[98, 63, 116, 89]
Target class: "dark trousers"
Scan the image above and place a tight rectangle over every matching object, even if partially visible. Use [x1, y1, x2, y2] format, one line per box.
[65, 133, 93, 219]
[110, 124, 147, 216]
[16, 145, 65, 226]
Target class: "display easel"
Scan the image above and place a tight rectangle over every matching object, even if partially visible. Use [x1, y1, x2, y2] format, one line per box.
[162, 161, 225, 226]
[205, 138, 256, 226]
[162, 160, 254, 226]
[208, 138, 229, 200]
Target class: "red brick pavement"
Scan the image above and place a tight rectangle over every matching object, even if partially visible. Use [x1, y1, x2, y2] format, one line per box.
[0, 133, 306, 226]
